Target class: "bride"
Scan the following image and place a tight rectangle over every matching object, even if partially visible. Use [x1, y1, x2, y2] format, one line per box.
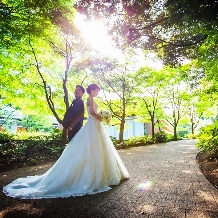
[3, 84, 130, 199]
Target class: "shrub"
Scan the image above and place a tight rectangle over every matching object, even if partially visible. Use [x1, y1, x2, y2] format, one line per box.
[185, 133, 197, 139]
[3, 129, 63, 141]
[146, 135, 154, 144]
[133, 136, 148, 146]
[126, 136, 148, 147]
[165, 134, 182, 141]
[0, 131, 14, 142]
[154, 131, 168, 143]
[111, 136, 150, 149]
[0, 129, 63, 165]
[197, 121, 218, 155]
[0, 139, 63, 165]
[114, 140, 130, 149]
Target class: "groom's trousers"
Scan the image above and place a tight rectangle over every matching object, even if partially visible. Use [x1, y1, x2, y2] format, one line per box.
[68, 124, 82, 141]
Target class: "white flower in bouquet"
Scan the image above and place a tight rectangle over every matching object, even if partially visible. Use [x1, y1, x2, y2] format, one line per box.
[98, 109, 112, 125]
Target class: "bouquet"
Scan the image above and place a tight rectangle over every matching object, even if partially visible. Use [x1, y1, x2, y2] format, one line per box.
[98, 109, 112, 125]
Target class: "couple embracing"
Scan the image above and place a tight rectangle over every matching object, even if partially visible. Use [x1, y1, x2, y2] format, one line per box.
[3, 84, 129, 199]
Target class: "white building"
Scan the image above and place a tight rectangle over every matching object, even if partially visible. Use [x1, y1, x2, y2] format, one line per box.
[105, 117, 146, 140]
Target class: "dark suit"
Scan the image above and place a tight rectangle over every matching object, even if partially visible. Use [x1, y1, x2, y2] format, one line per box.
[62, 98, 84, 141]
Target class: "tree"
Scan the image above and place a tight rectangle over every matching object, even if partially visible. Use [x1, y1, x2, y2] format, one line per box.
[0, 0, 90, 144]
[161, 68, 192, 139]
[189, 103, 203, 135]
[86, 54, 137, 143]
[21, 115, 54, 132]
[0, 43, 52, 116]
[135, 66, 165, 139]
[75, 0, 218, 65]
[0, 0, 76, 48]
[0, 101, 20, 128]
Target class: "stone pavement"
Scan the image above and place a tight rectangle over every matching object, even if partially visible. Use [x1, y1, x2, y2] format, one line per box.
[115, 139, 218, 217]
[1, 139, 218, 217]
[97, 139, 218, 218]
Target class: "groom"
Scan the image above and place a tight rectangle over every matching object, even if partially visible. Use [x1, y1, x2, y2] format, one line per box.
[62, 85, 85, 141]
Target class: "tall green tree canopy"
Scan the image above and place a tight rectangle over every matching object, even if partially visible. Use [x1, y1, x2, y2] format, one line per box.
[0, 0, 76, 48]
[0, 0, 87, 120]
[75, 0, 218, 65]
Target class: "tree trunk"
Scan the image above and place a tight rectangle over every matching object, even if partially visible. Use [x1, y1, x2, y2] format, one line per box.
[174, 125, 177, 140]
[151, 117, 155, 139]
[157, 119, 161, 132]
[191, 123, 194, 134]
[61, 128, 68, 146]
[173, 110, 177, 139]
[119, 118, 125, 143]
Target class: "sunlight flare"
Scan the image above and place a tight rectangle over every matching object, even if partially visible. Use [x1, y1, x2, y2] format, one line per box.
[137, 181, 153, 192]
[74, 13, 124, 60]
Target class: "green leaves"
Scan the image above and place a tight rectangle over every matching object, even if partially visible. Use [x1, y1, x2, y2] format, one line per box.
[197, 121, 218, 155]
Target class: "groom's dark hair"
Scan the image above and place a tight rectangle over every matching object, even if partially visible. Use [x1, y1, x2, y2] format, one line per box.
[76, 85, 85, 93]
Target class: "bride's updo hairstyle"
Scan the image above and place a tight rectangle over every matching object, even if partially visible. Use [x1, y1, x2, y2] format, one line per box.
[86, 84, 100, 94]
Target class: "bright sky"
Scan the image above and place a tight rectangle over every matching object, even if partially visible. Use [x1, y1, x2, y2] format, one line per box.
[74, 13, 124, 61]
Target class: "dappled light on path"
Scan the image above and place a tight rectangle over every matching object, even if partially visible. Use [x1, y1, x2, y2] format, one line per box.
[136, 181, 153, 192]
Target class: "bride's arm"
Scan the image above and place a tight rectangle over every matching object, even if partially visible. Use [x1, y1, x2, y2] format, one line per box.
[87, 97, 101, 120]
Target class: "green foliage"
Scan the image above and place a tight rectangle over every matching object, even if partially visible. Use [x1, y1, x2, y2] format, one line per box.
[165, 0, 217, 28]
[21, 115, 55, 132]
[0, 0, 86, 127]
[0, 131, 14, 141]
[127, 136, 148, 146]
[197, 121, 218, 155]
[185, 133, 197, 139]
[0, 139, 63, 165]
[76, 0, 217, 65]
[113, 136, 150, 149]
[168, 134, 183, 141]
[0, 129, 62, 141]
[146, 135, 154, 144]
[113, 132, 176, 149]
[134, 67, 167, 138]
[154, 131, 168, 143]
[0, 0, 75, 48]
[0, 130, 63, 164]
[114, 135, 155, 149]
[86, 53, 139, 142]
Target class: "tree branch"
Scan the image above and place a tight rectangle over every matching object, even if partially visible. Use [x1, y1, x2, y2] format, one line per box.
[149, 35, 208, 48]
[129, 17, 168, 32]
[28, 35, 62, 123]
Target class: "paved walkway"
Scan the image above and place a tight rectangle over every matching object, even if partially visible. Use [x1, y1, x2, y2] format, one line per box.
[117, 139, 218, 217]
[1, 139, 218, 217]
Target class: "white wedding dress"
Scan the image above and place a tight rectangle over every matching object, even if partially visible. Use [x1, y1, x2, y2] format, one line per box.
[3, 101, 129, 199]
